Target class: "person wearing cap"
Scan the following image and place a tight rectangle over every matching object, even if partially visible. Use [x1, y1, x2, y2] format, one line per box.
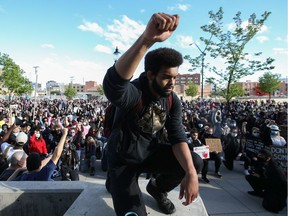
[0, 129, 28, 175]
[0, 151, 27, 181]
[245, 149, 287, 213]
[1, 129, 28, 162]
[14, 128, 68, 181]
[269, 125, 286, 146]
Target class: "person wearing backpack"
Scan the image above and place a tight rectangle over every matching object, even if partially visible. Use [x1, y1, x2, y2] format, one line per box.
[103, 13, 202, 216]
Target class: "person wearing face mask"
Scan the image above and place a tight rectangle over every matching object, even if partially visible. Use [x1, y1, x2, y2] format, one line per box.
[222, 128, 243, 171]
[200, 126, 222, 178]
[268, 125, 286, 146]
[28, 126, 48, 158]
[245, 149, 287, 214]
[242, 125, 265, 175]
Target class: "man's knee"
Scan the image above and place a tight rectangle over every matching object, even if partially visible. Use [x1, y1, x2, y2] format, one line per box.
[191, 152, 203, 174]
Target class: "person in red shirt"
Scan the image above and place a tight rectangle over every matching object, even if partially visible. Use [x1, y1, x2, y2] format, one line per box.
[29, 127, 48, 158]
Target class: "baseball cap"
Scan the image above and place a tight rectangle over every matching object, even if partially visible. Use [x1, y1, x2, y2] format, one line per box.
[16, 132, 28, 145]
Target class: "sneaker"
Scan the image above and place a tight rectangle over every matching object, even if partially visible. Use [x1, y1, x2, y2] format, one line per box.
[201, 176, 210, 183]
[215, 172, 222, 178]
[146, 180, 176, 214]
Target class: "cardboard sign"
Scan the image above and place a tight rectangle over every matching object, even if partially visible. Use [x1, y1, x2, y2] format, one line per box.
[205, 139, 222, 153]
[193, 146, 210, 159]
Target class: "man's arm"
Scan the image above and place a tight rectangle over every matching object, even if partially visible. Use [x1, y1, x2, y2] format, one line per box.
[114, 13, 180, 80]
[51, 128, 68, 165]
[172, 142, 199, 206]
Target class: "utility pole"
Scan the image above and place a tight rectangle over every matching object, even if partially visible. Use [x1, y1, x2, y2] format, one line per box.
[33, 66, 39, 121]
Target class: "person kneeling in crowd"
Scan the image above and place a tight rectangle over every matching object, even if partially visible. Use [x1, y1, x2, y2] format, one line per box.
[245, 149, 287, 213]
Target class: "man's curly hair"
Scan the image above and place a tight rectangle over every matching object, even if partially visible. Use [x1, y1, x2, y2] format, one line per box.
[144, 47, 183, 75]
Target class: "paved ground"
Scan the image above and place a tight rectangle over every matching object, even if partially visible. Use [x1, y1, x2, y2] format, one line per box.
[77, 159, 287, 216]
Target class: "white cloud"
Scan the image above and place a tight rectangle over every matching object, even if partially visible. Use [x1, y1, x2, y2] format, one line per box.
[259, 25, 268, 33]
[168, 3, 190, 11]
[227, 20, 268, 34]
[105, 15, 145, 51]
[94, 45, 111, 54]
[41, 44, 55, 49]
[276, 35, 288, 42]
[256, 36, 269, 43]
[176, 35, 193, 48]
[78, 15, 145, 52]
[273, 48, 288, 55]
[78, 20, 104, 34]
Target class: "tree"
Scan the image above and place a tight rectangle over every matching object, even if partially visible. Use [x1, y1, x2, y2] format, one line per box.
[64, 84, 77, 100]
[184, 8, 274, 106]
[97, 85, 104, 96]
[185, 81, 199, 98]
[220, 82, 245, 102]
[258, 72, 280, 100]
[0, 53, 34, 100]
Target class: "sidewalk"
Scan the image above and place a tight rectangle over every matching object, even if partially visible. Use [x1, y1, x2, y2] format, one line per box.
[197, 160, 287, 216]
[78, 160, 287, 216]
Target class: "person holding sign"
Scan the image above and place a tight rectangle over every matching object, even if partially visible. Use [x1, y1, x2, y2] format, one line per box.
[200, 126, 222, 178]
[188, 128, 209, 183]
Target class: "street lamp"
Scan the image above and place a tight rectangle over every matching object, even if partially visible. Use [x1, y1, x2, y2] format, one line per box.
[113, 46, 121, 62]
[33, 66, 39, 120]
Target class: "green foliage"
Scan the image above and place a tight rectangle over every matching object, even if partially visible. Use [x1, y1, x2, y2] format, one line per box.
[184, 7, 274, 103]
[220, 82, 245, 102]
[258, 72, 280, 98]
[64, 84, 77, 100]
[185, 81, 199, 97]
[97, 85, 104, 96]
[50, 90, 61, 95]
[0, 53, 33, 99]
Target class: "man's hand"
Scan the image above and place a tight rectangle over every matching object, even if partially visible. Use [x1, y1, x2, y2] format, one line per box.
[142, 13, 180, 43]
[179, 172, 199, 206]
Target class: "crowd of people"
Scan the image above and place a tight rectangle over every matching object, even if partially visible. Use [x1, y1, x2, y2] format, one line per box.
[0, 94, 286, 213]
[0, 11, 286, 215]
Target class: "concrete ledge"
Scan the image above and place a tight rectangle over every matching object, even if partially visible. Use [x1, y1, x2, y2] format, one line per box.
[0, 180, 208, 216]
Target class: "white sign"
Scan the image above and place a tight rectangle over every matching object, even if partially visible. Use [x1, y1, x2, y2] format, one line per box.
[193, 146, 210, 159]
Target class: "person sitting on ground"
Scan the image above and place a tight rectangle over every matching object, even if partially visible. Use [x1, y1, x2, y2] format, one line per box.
[0, 151, 27, 181]
[14, 128, 68, 181]
[60, 132, 80, 181]
[188, 128, 210, 183]
[84, 136, 98, 176]
[200, 126, 222, 178]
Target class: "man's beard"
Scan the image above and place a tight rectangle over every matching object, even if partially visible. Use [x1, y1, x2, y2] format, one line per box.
[152, 78, 171, 97]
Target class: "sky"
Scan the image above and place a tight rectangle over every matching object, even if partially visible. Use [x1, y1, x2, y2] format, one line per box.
[0, 0, 287, 88]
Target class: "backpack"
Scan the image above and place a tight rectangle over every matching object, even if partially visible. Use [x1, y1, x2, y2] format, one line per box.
[103, 94, 173, 139]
